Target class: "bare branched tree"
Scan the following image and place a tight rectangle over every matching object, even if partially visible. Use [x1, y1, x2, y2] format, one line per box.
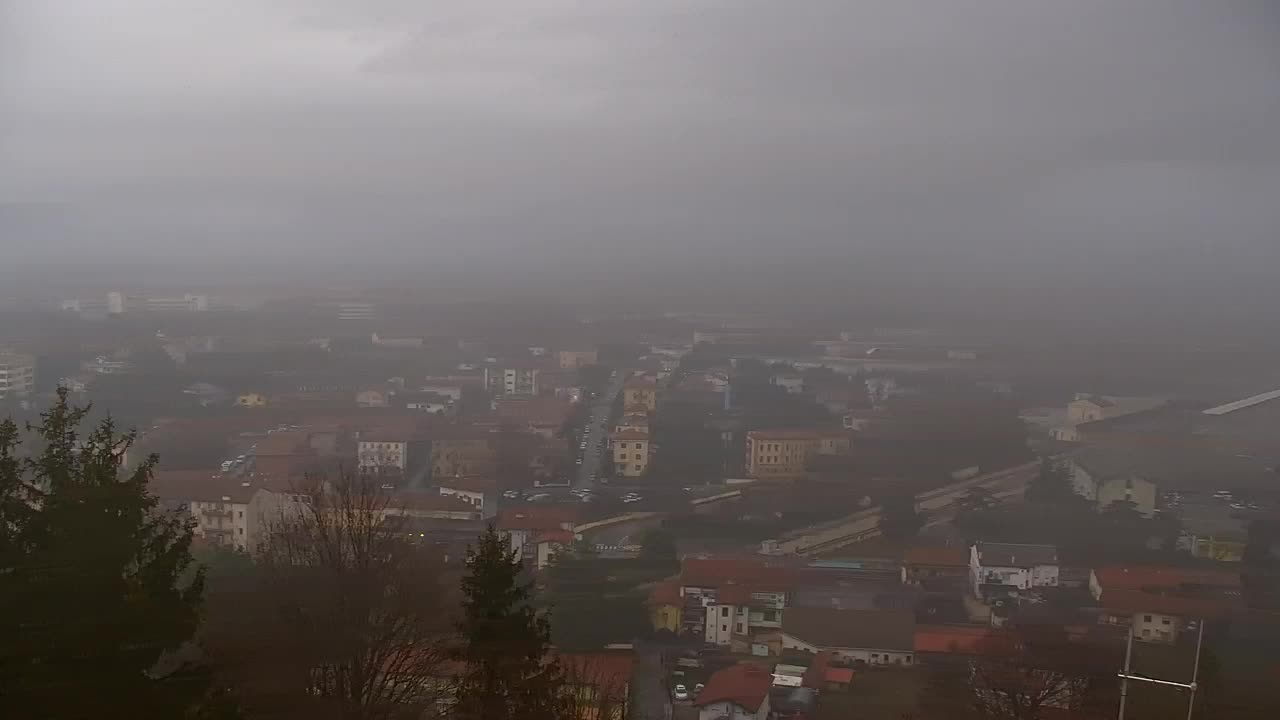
[557, 654, 632, 720]
[203, 471, 454, 720]
[922, 628, 1119, 720]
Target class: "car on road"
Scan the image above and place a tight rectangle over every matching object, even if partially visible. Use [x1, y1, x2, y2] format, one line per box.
[622, 493, 643, 503]
[694, 683, 704, 695]
[502, 490, 522, 499]
[526, 493, 551, 502]
[672, 685, 688, 701]
[576, 457, 584, 465]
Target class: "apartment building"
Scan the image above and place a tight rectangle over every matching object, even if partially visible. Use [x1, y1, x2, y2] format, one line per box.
[623, 377, 658, 412]
[557, 349, 598, 369]
[612, 430, 651, 478]
[745, 429, 823, 480]
[0, 353, 36, 402]
[485, 366, 541, 396]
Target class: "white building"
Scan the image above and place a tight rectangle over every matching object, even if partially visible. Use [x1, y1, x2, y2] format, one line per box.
[770, 374, 805, 394]
[0, 353, 36, 402]
[702, 586, 787, 646]
[1068, 449, 1159, 517]
[357, 437, 410, 472]
[970, 542, 1059, 598]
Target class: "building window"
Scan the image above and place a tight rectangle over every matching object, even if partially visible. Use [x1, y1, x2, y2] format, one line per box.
[871, 653, 879, 660]
[620, 443, 627, 449]
[1144, 615, 1153, 623]
[721, 625, 728, 633]
[238, 528, 244, 535]
[1161, 618, 1171, 625]
[721, 607, 730, 617]
[634, 454, 641, 460]
[238, 511, 243, 519]
[763, 610, 777, 622]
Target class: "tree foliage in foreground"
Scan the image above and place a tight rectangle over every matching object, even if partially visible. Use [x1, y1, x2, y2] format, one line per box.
[453, 525, 569, 720]
[202, 473, 452, 720]
[0, 389, 207, 718]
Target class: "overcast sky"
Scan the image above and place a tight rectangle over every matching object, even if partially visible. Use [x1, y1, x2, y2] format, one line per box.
[2, 1, 1279, 301]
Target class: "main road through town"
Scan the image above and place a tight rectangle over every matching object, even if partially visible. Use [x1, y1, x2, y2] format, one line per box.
[574, 372, 627, 490]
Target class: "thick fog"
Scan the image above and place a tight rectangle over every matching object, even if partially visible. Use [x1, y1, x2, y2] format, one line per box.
[2, 1, 1279, 326]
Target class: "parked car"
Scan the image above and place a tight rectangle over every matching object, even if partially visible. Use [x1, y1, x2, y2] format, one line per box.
[694, 683, 705, 695]
[673, 684, 689, 701]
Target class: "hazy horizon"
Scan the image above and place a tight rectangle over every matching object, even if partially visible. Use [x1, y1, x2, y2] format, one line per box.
[3, 1, 1280, 331]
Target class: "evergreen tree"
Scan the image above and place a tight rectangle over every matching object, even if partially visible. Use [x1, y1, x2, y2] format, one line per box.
[1026, 456, 1080, 505]
[879, 491, 924, 542]
[0, 389, 207, 718]
[454, 524, 568, 720]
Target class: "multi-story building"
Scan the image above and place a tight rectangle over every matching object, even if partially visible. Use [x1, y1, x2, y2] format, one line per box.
[335, 302, 376, 321]
[611, 430, 651, 478]
[358, 434, 411, 472]
[145, 294, 209, 312]
[429, 433, 496, 479]
[622, 377, 658, 412]
[0, 353, 36, 402]
[970, 542, 1059, 599]
[557, 349, 598, 369]
[744, 429, 823, 480]
[1090, 566, 1241, 644]
[485, 366, 541, 396]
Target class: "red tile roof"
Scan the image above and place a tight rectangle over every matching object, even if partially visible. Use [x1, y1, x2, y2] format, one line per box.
[825, 667, 855, 685]
[1099, 589, 1241, 619]
[536, 529, 575, 545]
[903, 546, 970, 568]
[1093, 565, 1240, 592]
[556, 652, 634, 691]
[694, 663, 772, 711]
[680, 556, 798, 591]
[149, 470, 259, 504]
[611, 430, 650, 442]
[914, 625, 998, 654]
[648, 579, 682, 606]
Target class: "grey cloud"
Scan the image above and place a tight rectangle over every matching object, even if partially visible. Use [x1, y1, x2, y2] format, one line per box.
[2, 0, 1279, 300]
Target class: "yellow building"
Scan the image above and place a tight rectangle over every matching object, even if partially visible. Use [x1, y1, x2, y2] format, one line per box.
[558, 349, 599, 369]
[430, 435, 496, 478]
[235, 393, 267, 407]
[612, 430, 650, 478]
[623, 378, 658, 413]
[745, 429, 823, 480]
[647, 580, 682, 633]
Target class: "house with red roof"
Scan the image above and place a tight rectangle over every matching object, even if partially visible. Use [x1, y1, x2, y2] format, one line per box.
[693, 663, 773, 720]
[676, 556, 798, 648]
[1089, 565, 1242, 644]
[498, 506, 582, 562]
[557, 651, 634, 720]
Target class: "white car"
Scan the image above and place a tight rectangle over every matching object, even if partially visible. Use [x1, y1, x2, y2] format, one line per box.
[673, 685, 689, 701]
[623, 496, 642, 503]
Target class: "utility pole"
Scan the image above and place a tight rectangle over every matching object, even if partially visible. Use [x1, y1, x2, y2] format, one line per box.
[1116, 619, 1206, 720]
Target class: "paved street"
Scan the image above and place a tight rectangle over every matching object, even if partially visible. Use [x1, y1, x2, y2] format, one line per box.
[630, 642, 673, 720]
[574, 372, 626, 490]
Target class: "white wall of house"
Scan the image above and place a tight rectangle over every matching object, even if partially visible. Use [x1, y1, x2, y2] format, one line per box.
[1132, 611, 1180, 644]
[439, 486, 486, 512]
[778, 634, 913, 666]
[1070, 463, 1157, 516]
[705, 603, 737, 645]
[358, 440, 407, 470]
[190, 499, 249, 550]
[970, 547, 1059, 596]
